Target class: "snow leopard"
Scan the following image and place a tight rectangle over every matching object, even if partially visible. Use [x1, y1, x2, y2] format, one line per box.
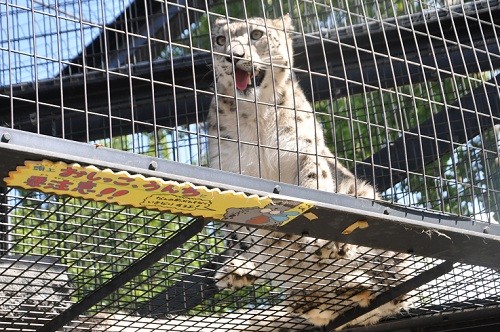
[206, 15, 410, 328]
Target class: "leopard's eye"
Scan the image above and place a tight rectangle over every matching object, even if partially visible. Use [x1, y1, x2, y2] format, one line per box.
[215, 35, 226, 46]
[250, 30, 264, 40]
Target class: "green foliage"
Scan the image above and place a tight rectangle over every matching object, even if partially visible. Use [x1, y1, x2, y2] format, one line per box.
[188, 284, 281, 315]
[318, 72, 497, 220]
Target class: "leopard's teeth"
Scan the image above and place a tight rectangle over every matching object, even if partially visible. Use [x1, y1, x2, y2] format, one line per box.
[248, 71, 259, 85]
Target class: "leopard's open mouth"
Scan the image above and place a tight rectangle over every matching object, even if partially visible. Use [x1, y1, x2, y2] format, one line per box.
[234, 68, 265, 91]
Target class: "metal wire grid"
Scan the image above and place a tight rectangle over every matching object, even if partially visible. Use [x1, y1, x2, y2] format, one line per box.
[0, 0, 135, 84]
[0, 187, 499, 331]
[3, 0, 455, 84]
[0, 0, 499, 330]
[0, 187, 205, 330]
[1, 0, 499, 220]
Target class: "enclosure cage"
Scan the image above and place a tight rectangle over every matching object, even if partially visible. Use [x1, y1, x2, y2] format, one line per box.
[0, 0, 499, 331]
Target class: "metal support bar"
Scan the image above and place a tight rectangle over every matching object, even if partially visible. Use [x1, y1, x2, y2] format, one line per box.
[61, 0, 161, 74]
[60, 0, 207, 75]
[106, 1, 187, 69]
[37, 218, 206, 332]
[347, 300, 500, 332]
[135, 254, 225, 316]
[322, 261, 456, 331]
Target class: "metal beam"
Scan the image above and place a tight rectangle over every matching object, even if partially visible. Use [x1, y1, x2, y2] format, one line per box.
[60, 0, 208, 75]
[346, 300, 500, 332]
[356, 73, 500, 190]
[322, 261, 455, 331]
[135, 253, 224, 316]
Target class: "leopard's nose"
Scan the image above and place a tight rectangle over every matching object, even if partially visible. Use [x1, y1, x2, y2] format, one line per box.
[228, 43, 245, 63]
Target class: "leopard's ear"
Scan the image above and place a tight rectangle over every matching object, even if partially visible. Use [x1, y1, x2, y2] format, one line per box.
[211, 17, 229, 37]
[281, 13, 294, 31]
[271, 14, 293, 41]
[269, 15, 293, 31]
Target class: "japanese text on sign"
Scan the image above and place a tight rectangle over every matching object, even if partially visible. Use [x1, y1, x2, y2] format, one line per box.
[4, 160, 313, 226]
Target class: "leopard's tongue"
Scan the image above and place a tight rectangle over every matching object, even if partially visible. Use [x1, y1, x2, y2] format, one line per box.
[235, 69, 250, 91]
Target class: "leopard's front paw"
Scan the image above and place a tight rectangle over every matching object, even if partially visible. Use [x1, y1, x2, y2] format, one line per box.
[215, 258, 259, 289]
[307, 240, 355, 260]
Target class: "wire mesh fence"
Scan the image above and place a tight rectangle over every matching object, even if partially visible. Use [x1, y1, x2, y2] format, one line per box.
[1, 187, 500, 331]
[2, 0, 498, 220]
[0, 0, 499, 330]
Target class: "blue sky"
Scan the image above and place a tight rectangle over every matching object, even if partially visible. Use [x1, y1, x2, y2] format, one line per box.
[0, 0, 132, 85]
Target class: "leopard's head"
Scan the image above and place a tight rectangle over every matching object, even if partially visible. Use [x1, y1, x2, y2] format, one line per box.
[211, 15, 293, 101]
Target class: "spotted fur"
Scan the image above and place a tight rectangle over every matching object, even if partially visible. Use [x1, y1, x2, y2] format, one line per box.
[207, 15, 409, 328]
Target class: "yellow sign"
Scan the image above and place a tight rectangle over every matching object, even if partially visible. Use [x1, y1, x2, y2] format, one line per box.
[4, 160, 313, 226]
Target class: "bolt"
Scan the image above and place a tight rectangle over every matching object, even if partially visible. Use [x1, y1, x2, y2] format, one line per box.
[383, 208, 390, 215]
[273, 185, 281, 194]
[149, 161, 158, 170]
[483, 226, 490, 234]
[1, 133, 11, 143]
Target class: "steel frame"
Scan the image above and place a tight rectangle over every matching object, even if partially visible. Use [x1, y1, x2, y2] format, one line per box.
[60, 0, 208, 76]
[347, 303, 500, 332]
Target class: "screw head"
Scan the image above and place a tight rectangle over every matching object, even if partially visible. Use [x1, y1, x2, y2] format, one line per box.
[1, 133, 11, 142]
[273, 185, 281, 194]
[149, 161, 158, 170]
